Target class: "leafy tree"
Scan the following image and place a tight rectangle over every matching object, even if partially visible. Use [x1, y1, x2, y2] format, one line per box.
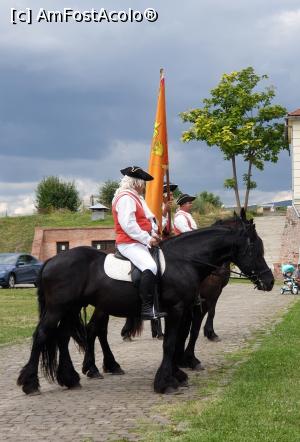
[35, 176, 81, 213]
[98, 180, 119, 208]
[197, 191, 222, 207]
[180, 67, 288, 210]
[193, 191, 222, 214]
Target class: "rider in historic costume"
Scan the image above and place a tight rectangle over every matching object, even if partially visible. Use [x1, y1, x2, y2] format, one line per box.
[112, 166, 167, 320]
[174, 194, 197, 234]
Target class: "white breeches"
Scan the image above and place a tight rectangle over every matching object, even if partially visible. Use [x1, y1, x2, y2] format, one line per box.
[117, 243, 157, 275]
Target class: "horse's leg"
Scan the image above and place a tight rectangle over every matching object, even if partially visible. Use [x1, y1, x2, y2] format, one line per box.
[82, 310, 104, 379]
[151, 318, 164, 339]
[183, 304, 206, 370]
[154, 304, 185, 394]
[99, 313, 125, 375]
[121, 317, 134, 342]
[203, 301, 220, 341]
[17, 311, 61, 395]
[175, 308, 193, 367]
[56, 317, 81, 388]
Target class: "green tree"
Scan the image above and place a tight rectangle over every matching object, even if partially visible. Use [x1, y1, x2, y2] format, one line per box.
[98, 180, 119, 208]
[35, 176, 81, 213]
[193, 191, 222, 214]
[180, 67, 288, 210]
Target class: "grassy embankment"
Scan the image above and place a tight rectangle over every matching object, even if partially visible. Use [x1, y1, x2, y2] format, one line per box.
[0, 209, 227, 254]
[138, 299, 300, 442]
[0, 210, 114, 253]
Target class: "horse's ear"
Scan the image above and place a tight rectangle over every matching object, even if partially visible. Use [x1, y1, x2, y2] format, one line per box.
[240, 208, 247, 222]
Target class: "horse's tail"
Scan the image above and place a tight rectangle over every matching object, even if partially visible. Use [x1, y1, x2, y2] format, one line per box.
[37, 259, 87, 381]
[121, 317, 144, 338]
[36, 258, 51, 319]
[70, 307, 88, 353]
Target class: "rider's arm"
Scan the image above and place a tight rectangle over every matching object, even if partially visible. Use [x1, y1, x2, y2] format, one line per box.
[188, 213, 198, 230]
[116, 195, 152, 246]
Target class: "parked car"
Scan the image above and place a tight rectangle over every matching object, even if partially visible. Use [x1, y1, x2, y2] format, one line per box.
[0, 253, 43, 288]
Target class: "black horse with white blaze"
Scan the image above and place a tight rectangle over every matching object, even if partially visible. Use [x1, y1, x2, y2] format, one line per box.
[17, 210, 274, 395]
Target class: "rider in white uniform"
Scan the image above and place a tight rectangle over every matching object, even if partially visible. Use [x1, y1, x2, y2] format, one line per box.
[174, 194, 197, 234]
[112, 166, 166, 320]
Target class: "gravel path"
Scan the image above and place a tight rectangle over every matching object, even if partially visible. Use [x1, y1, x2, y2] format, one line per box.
[0, 284, 296, 441]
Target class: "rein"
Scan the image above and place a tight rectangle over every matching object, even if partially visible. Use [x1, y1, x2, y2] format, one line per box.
[191, 259, 268, 288]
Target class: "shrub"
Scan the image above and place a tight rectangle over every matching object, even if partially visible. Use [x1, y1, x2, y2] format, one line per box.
[35, 176, 81, 213]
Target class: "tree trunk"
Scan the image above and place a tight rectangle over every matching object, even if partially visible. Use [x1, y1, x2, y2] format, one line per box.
[231, 156, 241, 211]
[244, 160, 253, 211]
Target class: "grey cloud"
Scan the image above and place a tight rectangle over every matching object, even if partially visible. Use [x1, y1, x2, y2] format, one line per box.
[0, 0, 297, 212]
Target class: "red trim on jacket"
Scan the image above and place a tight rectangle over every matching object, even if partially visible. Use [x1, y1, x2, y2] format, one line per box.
[174, 210, 193, 235]
[112, 191, 152, 244]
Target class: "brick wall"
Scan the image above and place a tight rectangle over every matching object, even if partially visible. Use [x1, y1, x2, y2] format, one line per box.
[31, 227, 116, 261]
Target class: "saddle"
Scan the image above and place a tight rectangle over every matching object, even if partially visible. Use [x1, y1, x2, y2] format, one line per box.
[104, 247, 166, 287]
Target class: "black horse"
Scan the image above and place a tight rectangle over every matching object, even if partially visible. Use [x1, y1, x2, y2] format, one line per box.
[106, 262, 229, 372]
[176, 262, 230, 370]
[17, 210, 274, 395]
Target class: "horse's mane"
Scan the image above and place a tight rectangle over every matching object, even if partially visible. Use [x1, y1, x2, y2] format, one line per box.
[163, 215, 240, 244]
[160, 223, 233, 250]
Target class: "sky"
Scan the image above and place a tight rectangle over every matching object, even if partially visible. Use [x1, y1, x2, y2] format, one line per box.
[0, 0, 299, 215]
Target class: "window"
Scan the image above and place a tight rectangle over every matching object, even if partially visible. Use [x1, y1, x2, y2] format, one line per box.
[92, 241, 115, 252]
[56, 242, 69, 254]
[17, 255, 30, 265]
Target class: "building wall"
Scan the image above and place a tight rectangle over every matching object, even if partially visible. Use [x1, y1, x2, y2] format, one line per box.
[272, 207, 300, 278]
[32, 227, 116, 261]
[292, 119, 300, 204]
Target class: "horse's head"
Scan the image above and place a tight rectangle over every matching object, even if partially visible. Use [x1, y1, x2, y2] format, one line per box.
[219, 209, 274, 291]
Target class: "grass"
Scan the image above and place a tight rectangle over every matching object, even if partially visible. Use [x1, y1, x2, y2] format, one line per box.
[138, 299, 300, 442]
[0, 288, 38, 345]
[0, 210, 114, 253]
[0, 208, 229, 254]
[0, 287, 96, 346]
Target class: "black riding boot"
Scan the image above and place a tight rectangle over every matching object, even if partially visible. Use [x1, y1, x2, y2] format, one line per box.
[140, 270, 167, 320]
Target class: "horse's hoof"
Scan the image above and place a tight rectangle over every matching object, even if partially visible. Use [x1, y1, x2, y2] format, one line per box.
[68, 383, 82, 390]
[164, 386, 183, 395]
[123, 336, 132, 342]
[27, 390, 41, 396]
[110, 367, 125, 376]
[103, 365, 125, 375]
[179, 380, 189, 388]
[206, 332, 220, 342]
[87, 370, 104, 379]
[192, 363, 205, 371]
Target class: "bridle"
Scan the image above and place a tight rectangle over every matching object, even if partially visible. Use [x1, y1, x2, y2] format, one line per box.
[192, 222, 270, 289]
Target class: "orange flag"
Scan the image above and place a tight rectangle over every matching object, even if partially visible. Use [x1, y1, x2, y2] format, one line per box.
[145, 69, 169, 230]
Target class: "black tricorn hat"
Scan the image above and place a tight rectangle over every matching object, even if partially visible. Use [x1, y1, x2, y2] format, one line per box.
[177, 194, 196, 205]
[163, 182, 178, 193]
[120, 166, 154, 181]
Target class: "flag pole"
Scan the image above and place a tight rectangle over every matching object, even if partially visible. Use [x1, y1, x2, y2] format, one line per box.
[160, 68, 172, 235]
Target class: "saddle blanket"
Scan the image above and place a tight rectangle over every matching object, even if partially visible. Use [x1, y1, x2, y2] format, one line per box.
[104, 249, 166, 282]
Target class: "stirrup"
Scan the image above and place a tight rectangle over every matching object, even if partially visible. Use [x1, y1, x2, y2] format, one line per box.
[141, 306, 167, 320]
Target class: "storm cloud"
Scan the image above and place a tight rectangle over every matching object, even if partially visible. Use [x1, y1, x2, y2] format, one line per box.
[0, 0, 297, 214]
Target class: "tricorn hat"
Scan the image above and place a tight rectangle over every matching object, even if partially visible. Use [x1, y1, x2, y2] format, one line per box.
[120, 166, 153, 181]
[163, 182, 178, 193]
[177, 194, 196, 206]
